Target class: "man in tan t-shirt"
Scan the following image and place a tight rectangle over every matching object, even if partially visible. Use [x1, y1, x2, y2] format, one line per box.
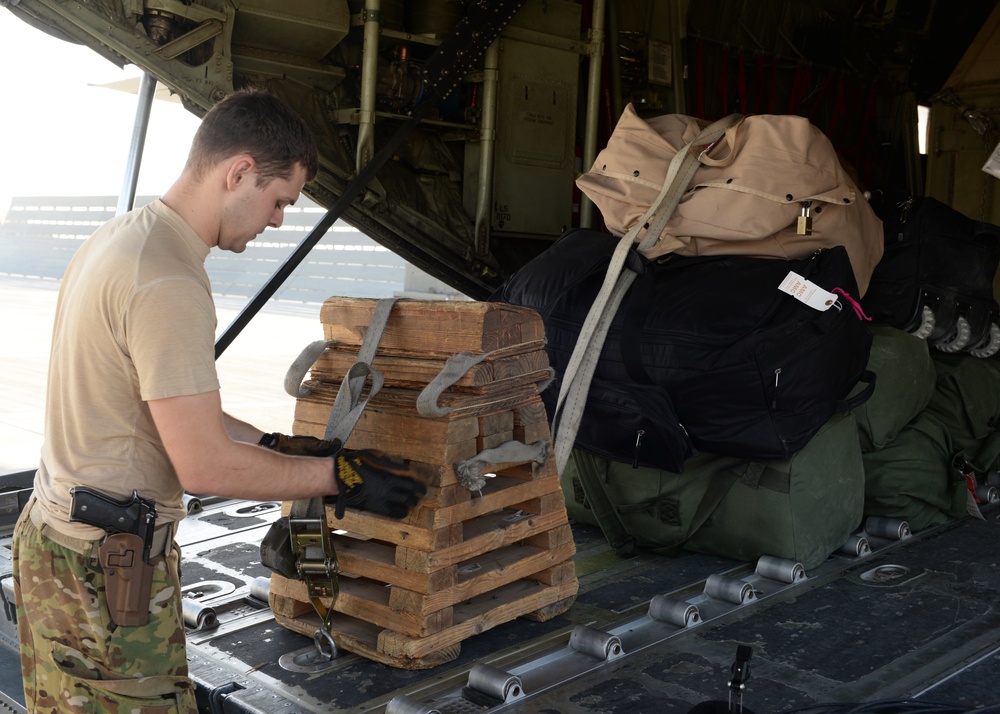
[11, 89, 425, 713]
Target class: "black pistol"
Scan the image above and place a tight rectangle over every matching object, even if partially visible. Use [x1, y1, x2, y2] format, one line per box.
[69, 487, 158, 564]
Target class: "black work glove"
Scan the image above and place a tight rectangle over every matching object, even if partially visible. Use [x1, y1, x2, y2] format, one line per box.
[331, 449, 427, 520]
[258, 432, 343, 457]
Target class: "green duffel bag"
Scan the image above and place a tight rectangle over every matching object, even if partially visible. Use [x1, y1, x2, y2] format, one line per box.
[560, 448, 740, 554]
[561, 412, 865, 570]
[851, 324, 936, 452]
[685, 412, 865, 570]
[861, 410, 968, 532]
[926, 352, 1000, 473]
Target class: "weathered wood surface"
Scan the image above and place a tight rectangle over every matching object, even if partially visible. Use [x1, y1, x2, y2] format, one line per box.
[279, 476, 566, 552]
[293, 390, 550, 468]
[308, 346, 550, 392]
[320, 298, 546, 357]
[271, 297, 576, 669]
[271, 572, 578, 669]
[269, 533, 575, 634]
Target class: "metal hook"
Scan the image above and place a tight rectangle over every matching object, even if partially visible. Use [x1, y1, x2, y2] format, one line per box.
[313, 628, 339, 662]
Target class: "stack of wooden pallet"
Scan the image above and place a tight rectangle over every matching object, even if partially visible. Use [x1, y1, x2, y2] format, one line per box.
[268, 298, 578, 669]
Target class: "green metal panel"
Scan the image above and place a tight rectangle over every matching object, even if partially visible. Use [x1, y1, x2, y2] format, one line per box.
[231, 0, 349, 58]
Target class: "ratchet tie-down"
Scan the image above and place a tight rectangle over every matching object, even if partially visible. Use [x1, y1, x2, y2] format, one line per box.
[288, 497, 340, 661]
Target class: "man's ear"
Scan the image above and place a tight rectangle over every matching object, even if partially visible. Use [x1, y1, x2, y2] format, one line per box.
[225, 155, 256, 191]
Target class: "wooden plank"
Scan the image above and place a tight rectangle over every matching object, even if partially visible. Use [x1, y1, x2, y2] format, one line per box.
[319, 475, 562, 550]
[525, 560, 578, 587]
[271, 572, 454, 638]
[277, 458, 559, 534]
[267, 581, 313, 619]
[319, 298, 546, 356]
[523, 523, 575, 551]
[480, 411, 515, 436]
[410, 501, 571, 570]
[524, 594, 579, 623]
[276, 460, 564, 541]
[272, 609, 461, 670]
[318, 530, 576, 604]
[269, 573, 434, 639]
[391, 545, 553, 615]
[407, 482, 472, 510]
[293, 385, 543, 438]
[417, 472, 563, 530]
[387, 540, 577, 615]
[309, 348, 550, 392]
[332, 536, 457, 592]
[514, 399, 552, 443]
[376, 469, 563, 533]
[292, 413, 481, 464]
[392, 507, 543, 572]
[376, 579, 579, 660]
[479, 429, 515, 451]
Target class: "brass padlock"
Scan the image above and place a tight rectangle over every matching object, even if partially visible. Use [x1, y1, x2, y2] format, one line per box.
[797, 200, 813, 235]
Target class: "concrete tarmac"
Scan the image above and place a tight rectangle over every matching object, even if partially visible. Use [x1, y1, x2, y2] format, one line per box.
[0, 276, 327, 474]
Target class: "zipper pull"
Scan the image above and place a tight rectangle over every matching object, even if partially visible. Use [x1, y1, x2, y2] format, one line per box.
[632, 429, 645, 469]
[771, 368, 782, 409]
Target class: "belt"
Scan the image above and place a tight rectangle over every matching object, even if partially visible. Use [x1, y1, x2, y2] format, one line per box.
[26, 496, 176, 560]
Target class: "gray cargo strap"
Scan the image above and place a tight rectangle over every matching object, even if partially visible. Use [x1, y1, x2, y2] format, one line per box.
[284, 339, 330, 398]
[284, 297, 398, 444]
[415, 350, 555, 418]
[416, 351, 489, 418]
[454, 439, 550, 491]
[283, 297, 399, 659]
[551, 114, 742, 474]
[418, 350, 553, 491]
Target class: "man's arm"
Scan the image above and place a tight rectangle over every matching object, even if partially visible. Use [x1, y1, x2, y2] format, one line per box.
[149, 390, 338, 501]
[222, 411, 266, 445]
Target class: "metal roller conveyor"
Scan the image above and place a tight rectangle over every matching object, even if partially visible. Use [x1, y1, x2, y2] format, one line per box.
[396, 503, 978, 714]
[865, 516, 911, 540]
[182, 598, 218, 631]
[385, 694, 442, 714]
[755, 556, 806, 584]
[976, 485, 999, 504]
[569, 625, 625, 661]
[467, 663, 524, 703]
[248, 575, 271, 604]
[704, 574, 756, 605]
[836, 534, 872, 557]
[182, 493, 202, 515]
[648, 595, 700, 628]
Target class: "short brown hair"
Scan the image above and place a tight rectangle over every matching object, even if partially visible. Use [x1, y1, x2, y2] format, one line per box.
[186, 89, 319, 185]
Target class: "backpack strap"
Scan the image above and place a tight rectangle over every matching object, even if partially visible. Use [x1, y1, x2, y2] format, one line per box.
[569, 449, 636, 554]
[551, 114, 742, 474]
[837, 369, 877, 411]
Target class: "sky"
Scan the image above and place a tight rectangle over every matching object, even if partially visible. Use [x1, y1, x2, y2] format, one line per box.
[0, 8, 201, 206]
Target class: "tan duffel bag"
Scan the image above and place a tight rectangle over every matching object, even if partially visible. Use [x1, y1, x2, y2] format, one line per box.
[576, 105, 884, 295]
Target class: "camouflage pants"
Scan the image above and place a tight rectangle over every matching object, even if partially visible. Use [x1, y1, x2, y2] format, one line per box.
[12, 507, 198, 713]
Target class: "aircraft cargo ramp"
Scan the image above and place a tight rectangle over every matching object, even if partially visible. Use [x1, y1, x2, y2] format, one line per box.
[3, 480, 1000, 713]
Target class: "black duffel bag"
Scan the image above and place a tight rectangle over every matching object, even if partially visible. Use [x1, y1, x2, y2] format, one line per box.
[861, 196, 1000, 357]
[496, 228, 876, 469]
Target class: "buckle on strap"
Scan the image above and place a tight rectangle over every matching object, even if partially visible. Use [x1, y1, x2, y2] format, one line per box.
[288, 514, 340, 648]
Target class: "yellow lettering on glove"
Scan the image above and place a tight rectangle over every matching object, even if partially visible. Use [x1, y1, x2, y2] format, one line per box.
[338, 460, 364, 489]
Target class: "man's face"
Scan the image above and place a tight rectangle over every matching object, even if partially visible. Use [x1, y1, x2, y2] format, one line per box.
[219, 163, 309, 253]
